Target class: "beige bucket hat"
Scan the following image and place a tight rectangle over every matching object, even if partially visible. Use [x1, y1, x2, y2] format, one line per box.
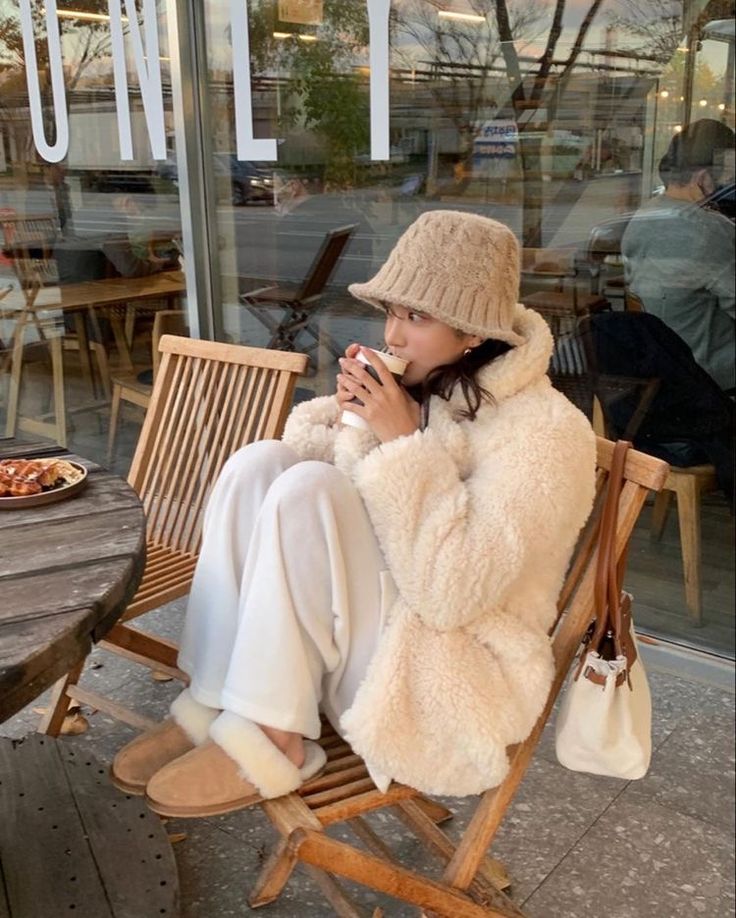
[349, 210, 525, 347]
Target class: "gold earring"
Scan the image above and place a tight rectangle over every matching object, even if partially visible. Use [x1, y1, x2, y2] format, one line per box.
[464, 347, 473, 356]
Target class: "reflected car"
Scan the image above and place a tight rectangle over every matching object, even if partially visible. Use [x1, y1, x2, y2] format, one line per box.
[587, 180, 736, 262]
[214, 154, 274, 206]
[156, 155, 274, 206]
[85, 171, 157, 195]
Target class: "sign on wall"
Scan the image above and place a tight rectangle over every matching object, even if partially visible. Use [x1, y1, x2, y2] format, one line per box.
[278, 0, 323, 25]
[473, 120, 519, 159]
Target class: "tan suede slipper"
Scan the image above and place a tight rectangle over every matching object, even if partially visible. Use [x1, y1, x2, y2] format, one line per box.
[111, 718, 195, 795]
[145, 722, 327, 818]
[145, 740, 262, 817]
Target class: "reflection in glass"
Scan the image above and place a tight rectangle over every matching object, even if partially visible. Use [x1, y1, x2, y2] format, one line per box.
[203, 0, 733, 655]
[0, 0, 185, 472]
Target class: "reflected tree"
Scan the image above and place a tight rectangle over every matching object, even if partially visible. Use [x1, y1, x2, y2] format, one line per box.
[395, 0, 628, 245]
[247, 0, 371, 187]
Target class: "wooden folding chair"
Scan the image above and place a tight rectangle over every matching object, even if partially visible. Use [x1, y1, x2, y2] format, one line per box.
[2, 229, 109, 446]
[246, 438, 669, 916]
[39, 335, 308, 735]
[107, 310, 189, 465]
[520, 247, 609, 338]
[241, 224, 357, 358]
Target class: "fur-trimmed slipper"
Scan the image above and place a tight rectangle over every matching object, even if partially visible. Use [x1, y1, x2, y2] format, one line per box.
[110, 689, 218, 795]
[145, 713, 327, 818]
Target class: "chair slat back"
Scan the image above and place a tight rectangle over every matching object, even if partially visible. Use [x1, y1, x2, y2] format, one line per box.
[151, 311, 188, 379]
[297, 225, 357, 301]
[128, 335, 308, 554]
[442, 438, 669, 891]
[0, 214, 57, 247]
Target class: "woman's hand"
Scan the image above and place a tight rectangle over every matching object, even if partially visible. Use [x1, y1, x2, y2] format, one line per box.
[336, 346, 421, 443]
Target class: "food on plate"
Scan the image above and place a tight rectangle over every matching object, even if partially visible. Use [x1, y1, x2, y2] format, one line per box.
[0, 458, 85, 498]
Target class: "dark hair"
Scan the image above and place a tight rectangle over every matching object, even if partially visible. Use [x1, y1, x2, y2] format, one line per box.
[659, 119, 735, 187]
[405, 337, 512, 421]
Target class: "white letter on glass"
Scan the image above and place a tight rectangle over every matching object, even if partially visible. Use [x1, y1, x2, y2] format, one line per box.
[366, 0, 390, 160]
[109, 0, 167, 160]
[19, 0, 69, 163]
[231, 0, 278, 160]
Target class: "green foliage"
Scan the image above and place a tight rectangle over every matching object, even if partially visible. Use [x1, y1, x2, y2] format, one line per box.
[247, 0, 370, 186]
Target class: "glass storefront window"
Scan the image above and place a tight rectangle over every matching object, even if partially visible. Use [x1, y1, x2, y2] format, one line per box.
[1, 0, 188, 471]
[2, 0, 732, 660]
[201, 0, 734, 658]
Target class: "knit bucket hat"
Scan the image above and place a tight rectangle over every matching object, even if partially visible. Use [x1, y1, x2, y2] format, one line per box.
[348, 210, 525, 347]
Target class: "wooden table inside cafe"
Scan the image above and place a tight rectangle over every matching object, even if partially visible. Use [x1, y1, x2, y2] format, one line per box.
[0, 441, 146, 725]
[2, 270, 185, 445]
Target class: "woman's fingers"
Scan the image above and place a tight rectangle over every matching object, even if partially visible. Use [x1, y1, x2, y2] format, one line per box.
[339, 357, 382, 396]
[358, 347, 394, 388]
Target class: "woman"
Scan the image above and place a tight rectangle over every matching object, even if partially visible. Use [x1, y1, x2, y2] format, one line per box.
[112, 210, 596, 817]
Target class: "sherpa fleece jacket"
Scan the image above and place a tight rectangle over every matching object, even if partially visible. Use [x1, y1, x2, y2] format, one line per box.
[281, 304, 596, 796]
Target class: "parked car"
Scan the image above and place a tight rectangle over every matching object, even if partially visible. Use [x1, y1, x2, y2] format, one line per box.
[214, 154, 274, 206]
[156, 155, 274, 206]
[84, 170, 157, 195]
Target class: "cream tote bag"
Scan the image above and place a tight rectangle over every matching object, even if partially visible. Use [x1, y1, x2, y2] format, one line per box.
[555, 441, 652, 780]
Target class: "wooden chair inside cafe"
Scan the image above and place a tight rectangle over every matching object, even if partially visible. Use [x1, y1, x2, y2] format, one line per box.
[1, 215, 110, 447]
[106, 309, 189, 465]
[520, 246, 610, 338]
[39, 335, 309, 736]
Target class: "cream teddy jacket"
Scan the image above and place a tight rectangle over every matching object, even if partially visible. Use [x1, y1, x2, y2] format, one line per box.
[282, 304, 596, 796]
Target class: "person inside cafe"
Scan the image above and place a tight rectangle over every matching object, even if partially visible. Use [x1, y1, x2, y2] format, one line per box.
[622, 118, 735, 394]
[111, 210, 596, 817]
[101, 194, 180, 279]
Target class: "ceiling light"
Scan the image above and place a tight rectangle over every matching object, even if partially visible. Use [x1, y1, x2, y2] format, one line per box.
[438, 10, 486, 23]
[273, 31, 293, 38]
[297, 33, 318, 41]
[659, 90, 669, 98]
[674, 124, 682, 132]
[718, 102, 726, 110]
[699, 99, 708, 107]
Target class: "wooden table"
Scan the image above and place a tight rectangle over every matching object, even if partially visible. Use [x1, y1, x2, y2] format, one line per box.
[0, 736, 180, 918]
[0, 441, 146, 723]
[2, 270, 185, 446]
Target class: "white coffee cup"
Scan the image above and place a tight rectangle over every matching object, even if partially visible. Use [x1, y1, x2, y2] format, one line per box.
[341, 348, 409, 430]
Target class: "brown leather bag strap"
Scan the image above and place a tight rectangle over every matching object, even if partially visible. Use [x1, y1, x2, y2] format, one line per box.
[589, 440, 631, 655]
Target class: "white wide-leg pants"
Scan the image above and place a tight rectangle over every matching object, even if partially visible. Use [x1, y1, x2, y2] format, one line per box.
[177, 440, 388, 741]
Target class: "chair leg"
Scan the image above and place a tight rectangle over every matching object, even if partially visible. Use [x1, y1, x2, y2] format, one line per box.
[71, 311, 95, 396]
[108, 312, 134, 371]
[91, 341, 112, 400]
[50, 335, 67, 448]
[37, 661, 84, 736]
[650, 490, 673, 541]
[395, 800, 512, 896]
[86, 307, 112, 398]
[4, 315, 26, 437]
[249, 838, 300, 908]
[107, 382, 123, 467]
[125, 303, 137, 347]
[301, 865, 364, 917]
[673, 475, 704, 626]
